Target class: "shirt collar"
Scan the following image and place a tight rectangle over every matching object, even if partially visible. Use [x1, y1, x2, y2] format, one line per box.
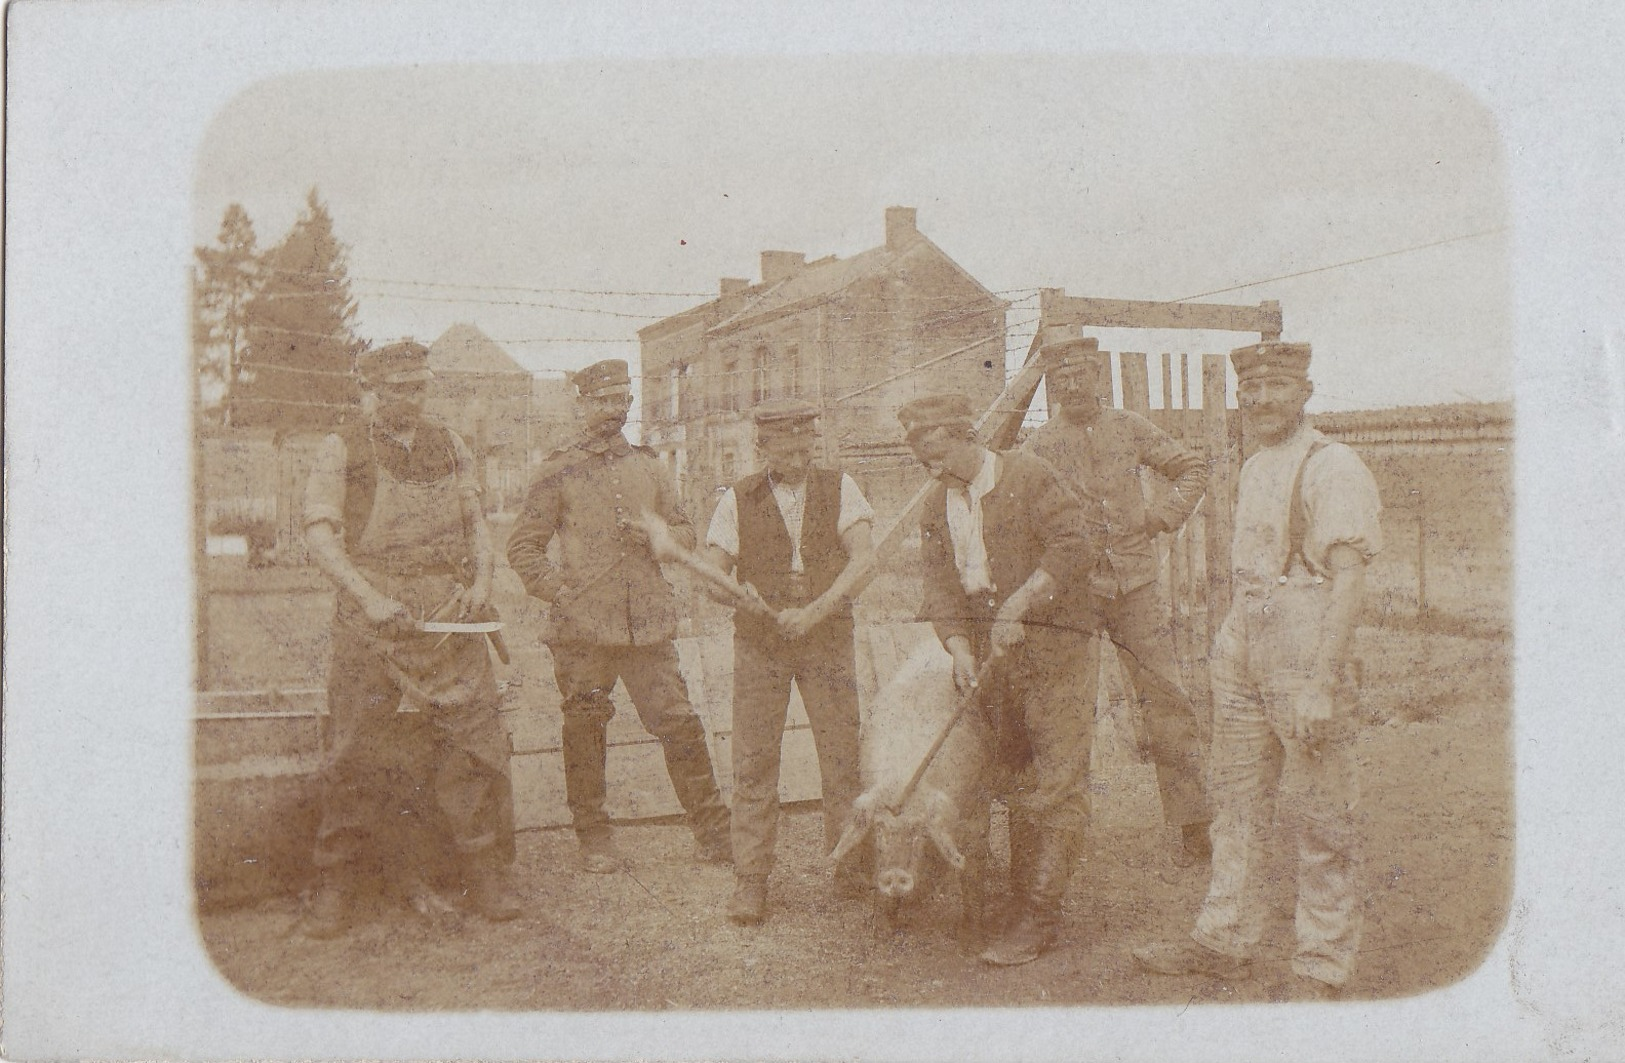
[581, 432, 633, 457]
[961, 448, 999, 501]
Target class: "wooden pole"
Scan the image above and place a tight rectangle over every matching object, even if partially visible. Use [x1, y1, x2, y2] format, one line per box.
[1120, 352, 1150, 413]
[1202, 354, 1234, 652]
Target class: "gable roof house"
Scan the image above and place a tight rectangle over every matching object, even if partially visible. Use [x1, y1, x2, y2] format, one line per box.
[637, 207, 1008, 523]
[426, 323, 572, 513]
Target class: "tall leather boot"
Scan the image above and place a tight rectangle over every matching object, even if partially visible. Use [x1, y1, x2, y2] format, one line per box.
[561, 711, 616, 870]
[1007, 808, 1039, 909]
[979, 826, 1079, 967]
[658, 715, 732, 860]
[462, 849, 522, 922]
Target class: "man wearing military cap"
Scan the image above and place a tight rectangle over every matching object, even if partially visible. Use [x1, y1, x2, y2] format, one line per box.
[899, 392, 1101, 966]
[298, 339, 520, 938]
[1133, 341, 1382, 999]
[700, 398, 877, 925]
[507, 358, 732, 872]
[1025, 336, 1213, 870]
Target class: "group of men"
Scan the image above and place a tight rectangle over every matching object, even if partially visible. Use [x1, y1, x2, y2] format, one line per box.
[296, 333, 1380, 996]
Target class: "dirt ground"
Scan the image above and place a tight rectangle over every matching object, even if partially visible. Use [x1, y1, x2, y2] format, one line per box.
[198, 624, 1511, 1012]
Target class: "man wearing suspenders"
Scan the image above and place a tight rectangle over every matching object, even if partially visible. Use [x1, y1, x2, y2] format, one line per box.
[1133, 341, 1383, 999]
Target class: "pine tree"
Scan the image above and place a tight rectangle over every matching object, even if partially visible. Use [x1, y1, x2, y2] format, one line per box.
[194, 203, 261, 426]
[236, 188, 366, 431]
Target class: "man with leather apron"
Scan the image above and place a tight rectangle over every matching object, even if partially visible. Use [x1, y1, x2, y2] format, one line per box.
[900, 393, 1100, 967]
[700, 399, 876, 925]
[1133, 341, 1382, 999]
[299, 340, 519, 938]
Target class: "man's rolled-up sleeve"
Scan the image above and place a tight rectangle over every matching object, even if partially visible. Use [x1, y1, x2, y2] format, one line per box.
[1304, 444, 1384, 568]
[303, 434, 347, 531]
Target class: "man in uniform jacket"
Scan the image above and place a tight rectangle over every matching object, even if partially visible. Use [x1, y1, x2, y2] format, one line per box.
[299, 339, 520, 938]
[507, 358, 731, 872]
[1133, 342, 1383, 1000]
[1024, 337, 1213, 868]
[701, 399, 876, 926]
[900, 393, 1100, 967]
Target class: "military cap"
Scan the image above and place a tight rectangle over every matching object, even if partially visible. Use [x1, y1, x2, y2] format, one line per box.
[897, 393, 978, 437]
[1042, 336, 1110, 376]
[358, 340, 434, 386]
[1231, 342, 1312, 383]
[752, 398, 819, 436]
[570, 358, 632, 397]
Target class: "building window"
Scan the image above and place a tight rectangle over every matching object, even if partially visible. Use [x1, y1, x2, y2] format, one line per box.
[753, 346, 770, 406]
[786, 344, 801, 398]
[722, 357, 739, 413]
[669, 364, 682, 421]
[721, 451, 737, 482]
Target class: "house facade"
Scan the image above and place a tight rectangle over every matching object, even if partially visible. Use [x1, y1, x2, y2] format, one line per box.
[426, 323, 576, 513]
[637, 207, 1008, 523]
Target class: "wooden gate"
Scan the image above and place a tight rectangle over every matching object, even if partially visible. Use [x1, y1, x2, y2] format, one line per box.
[1030, 289, 1282, 691]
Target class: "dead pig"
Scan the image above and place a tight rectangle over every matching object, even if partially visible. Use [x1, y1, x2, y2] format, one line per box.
[830, 639, 991, 943]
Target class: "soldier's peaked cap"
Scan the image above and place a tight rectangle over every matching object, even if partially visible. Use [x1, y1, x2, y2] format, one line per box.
[570, 358, 631, 396]
[359, 340, 434, 385]
[1042, 336, 1109, 374]
[752, 398, 819, 434]
[1231, 342, 1311, 383]
[897, 393, 978, 436]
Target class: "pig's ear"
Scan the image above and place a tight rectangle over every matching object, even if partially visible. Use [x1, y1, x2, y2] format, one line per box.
[828, 805, 874, 866]
[926, 818, 967, 871]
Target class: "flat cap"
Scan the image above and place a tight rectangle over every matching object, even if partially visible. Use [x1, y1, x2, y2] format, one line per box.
[570, 358, 632, 396]
[359, 340, 434, 385]
[897, 393, 978, 437]
[1042, 336, 1109, 375]
[752, 398, 819, 434]
[1231, 342, 1311, 383]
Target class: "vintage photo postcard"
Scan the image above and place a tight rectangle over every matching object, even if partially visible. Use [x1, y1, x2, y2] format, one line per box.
[6, 3, 1623, 1061]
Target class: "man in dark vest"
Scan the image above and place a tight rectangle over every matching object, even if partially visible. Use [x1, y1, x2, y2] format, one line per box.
[507, 358, 731, 873]
[701, 399, 876, 925]
[299, 339, 520, 938]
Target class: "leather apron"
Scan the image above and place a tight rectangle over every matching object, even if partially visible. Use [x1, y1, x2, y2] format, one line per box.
[337, 433, 509, 773]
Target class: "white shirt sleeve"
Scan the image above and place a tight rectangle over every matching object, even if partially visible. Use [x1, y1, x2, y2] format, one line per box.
[836, 473, 876, 536]
[705, 486, 741, 558]
[302, 433, 348, 529]
[1303, 443, 1384, 566]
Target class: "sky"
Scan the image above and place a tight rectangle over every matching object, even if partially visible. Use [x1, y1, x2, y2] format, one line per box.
[193, 55, 1510, 414]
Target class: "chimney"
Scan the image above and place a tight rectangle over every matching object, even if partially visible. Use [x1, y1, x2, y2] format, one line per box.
[885, 206, 918, 250]
[760, 250, 806, 286]
[719, 277, 749, 299]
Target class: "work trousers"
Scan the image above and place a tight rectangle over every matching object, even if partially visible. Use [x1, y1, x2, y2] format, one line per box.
[548, 640, 729, 846]
[980, 623, 1098, 841]
[730, 623, 863, 880]
[1098, 580, 1209, 827]
[1192, 608, 1364, 986]
[314, 616, 515, 881]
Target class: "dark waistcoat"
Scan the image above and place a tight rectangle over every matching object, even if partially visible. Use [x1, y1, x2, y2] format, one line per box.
[734, 467, 850, 639]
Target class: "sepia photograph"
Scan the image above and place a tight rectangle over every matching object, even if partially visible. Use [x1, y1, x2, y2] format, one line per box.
[188, 56, 1511, 1011]
[6, 3, 1623, 1060]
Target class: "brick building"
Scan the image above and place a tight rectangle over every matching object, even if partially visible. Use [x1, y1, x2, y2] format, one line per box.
[637, 207, 1007, 523]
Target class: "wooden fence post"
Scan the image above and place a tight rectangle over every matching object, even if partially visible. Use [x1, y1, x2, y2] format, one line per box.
[1120, 352, 1150, 413]
[1202, 354, 1234, 652]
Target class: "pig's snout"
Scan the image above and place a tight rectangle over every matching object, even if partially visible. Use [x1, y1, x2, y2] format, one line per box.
[876, 868, 916, 897]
